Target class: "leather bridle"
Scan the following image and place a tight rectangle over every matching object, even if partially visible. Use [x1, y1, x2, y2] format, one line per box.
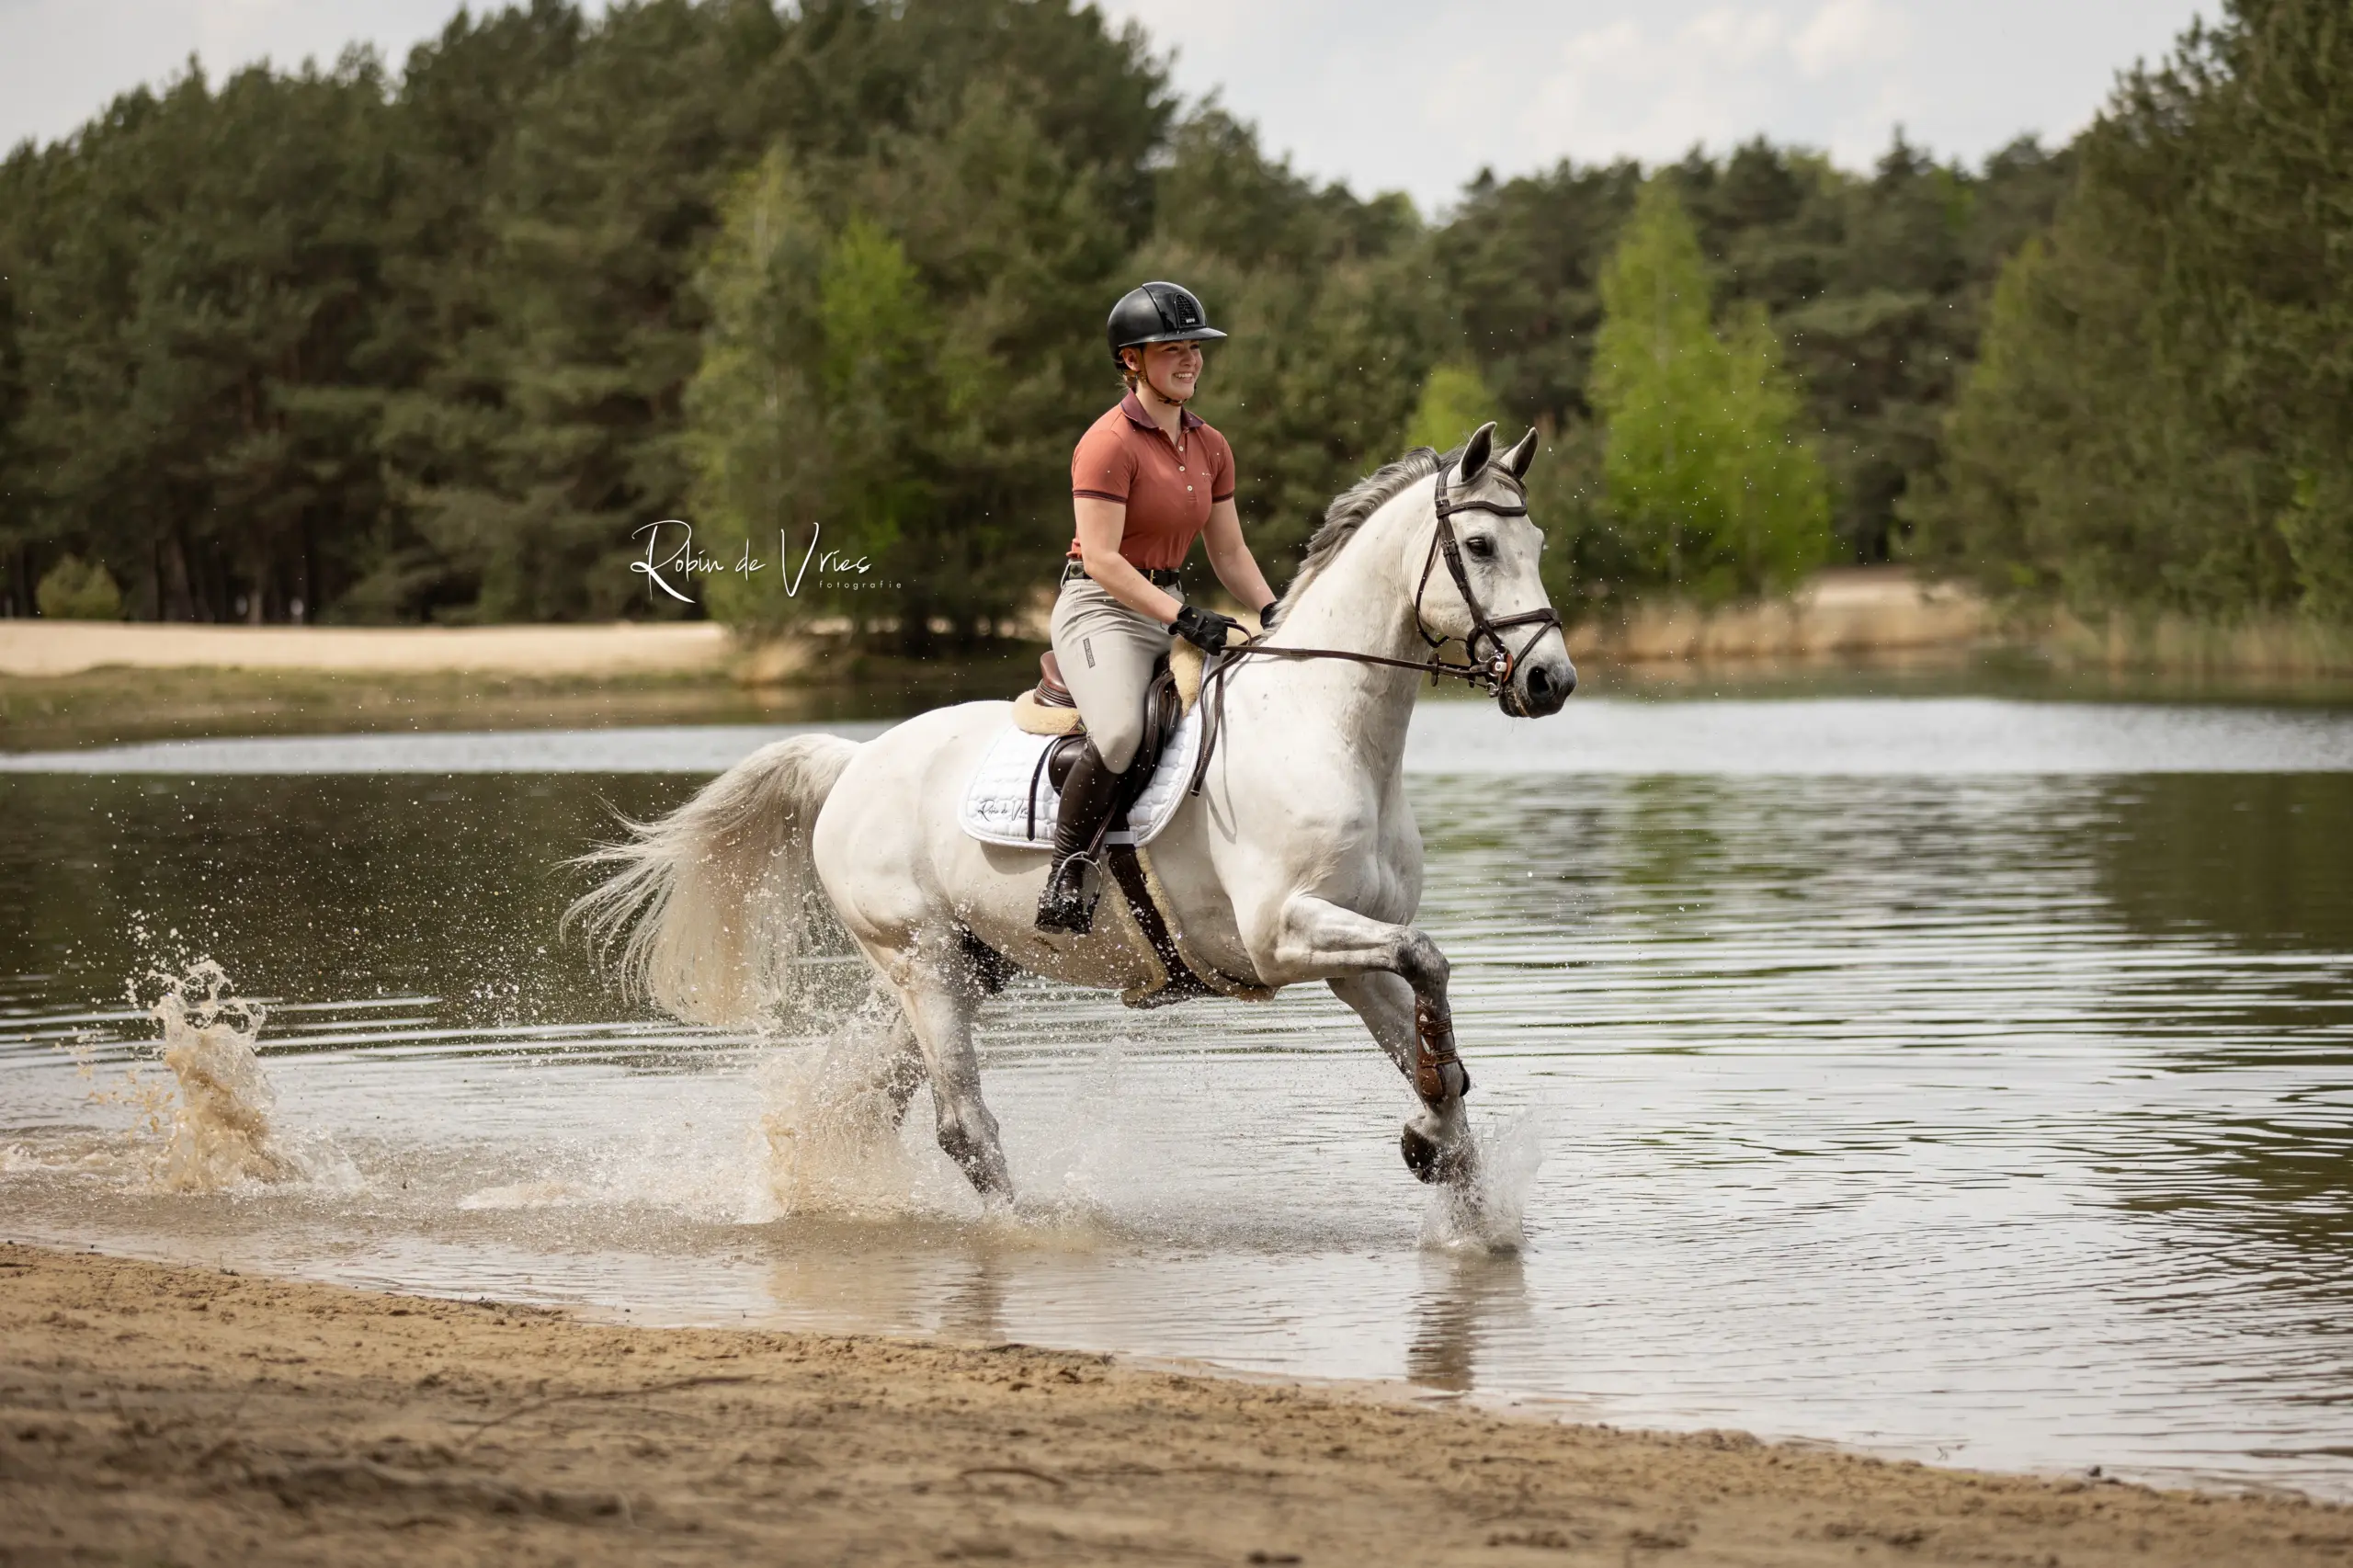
[1184, 461, 1563, 798]
[1411, 462, 1563, 692]
[1211, 462, 1562, 698]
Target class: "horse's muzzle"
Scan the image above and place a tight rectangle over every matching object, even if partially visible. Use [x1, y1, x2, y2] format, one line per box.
[1504, 652, 1576, 718]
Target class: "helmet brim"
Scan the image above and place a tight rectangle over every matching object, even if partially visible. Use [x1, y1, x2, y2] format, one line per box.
[1114, 326, 1229, 351]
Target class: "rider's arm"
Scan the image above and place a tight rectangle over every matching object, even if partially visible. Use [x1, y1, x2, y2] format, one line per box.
[1074, 497, 1183, 624]
[1200, 498, 1277, 621]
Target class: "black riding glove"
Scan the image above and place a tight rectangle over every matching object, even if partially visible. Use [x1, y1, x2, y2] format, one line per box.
[1171, 603, 1242, 653]
[1256, 599, 1282, 633]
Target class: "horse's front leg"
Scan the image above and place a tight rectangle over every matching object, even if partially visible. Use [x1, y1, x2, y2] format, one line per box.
[1331, 971, 1476, 1185]
[1254, 894, 1473, 1184]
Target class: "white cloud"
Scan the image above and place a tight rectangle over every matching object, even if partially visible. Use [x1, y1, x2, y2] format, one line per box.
[1509, 0, 1935, 168]
[1791, 0, 1909, 78]
[1518, 7, 1807, 165]
[1681, 6, 1790, 65]
[1553, 17, 1646, 73]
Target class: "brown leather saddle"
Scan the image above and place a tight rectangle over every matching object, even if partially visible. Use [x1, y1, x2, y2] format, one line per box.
[1028, 650, 1187, 811]
[1035, 649, 1076, 707]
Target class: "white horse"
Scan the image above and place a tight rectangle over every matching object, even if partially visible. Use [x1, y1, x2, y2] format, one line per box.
[572, 422, 1574, 1200]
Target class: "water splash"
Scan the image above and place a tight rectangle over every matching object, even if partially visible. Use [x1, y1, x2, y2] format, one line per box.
[756, 988, 946, 1219]
[456, 1179, 584, 1210]
[123, 960, 358, 1194]
[1422, 1108, 1546, 1253]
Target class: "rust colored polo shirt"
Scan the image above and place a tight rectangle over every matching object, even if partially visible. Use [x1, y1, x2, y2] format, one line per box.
[1068, 392, 1236, 572]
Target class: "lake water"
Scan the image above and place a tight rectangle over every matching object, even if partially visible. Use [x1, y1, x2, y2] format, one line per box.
[4, 697, 2350, 1500]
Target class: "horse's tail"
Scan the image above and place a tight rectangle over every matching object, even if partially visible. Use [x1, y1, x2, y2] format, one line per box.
[564, 733, 861, 1028]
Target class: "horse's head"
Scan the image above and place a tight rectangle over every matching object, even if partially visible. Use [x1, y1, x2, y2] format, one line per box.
[1415, 422, 1576, 718]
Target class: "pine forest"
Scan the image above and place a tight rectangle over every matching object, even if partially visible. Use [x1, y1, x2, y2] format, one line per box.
[0, 0, 2342, 641]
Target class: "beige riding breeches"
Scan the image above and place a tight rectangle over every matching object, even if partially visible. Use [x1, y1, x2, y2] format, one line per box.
[1049, 574, 1181, 774]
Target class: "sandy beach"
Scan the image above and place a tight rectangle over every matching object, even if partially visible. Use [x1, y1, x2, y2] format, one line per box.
[0, 620, 733, 679]
[0, 570, 1986, 682]
[2, 1243, 2345, 1566]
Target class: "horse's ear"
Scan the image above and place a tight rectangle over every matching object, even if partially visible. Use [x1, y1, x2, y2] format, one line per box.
[1458, 422, 1495, 483]
[1501, 426, 1538, 480]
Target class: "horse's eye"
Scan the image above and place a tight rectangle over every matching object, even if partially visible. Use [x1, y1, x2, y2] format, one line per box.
[1465, 535, 1496, 560]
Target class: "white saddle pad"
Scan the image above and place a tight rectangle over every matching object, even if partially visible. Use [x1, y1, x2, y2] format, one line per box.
[960, 704, 1203, 849]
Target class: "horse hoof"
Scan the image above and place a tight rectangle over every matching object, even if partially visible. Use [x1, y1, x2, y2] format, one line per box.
[1401, 1121, 1476, 1186]
[1401, 1124, 1444, 1184]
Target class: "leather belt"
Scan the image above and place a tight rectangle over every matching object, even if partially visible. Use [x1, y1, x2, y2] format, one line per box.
[1064, 561, 1180, 588]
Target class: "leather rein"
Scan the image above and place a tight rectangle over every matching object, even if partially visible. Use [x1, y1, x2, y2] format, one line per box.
[1184, 464, 1563, 798]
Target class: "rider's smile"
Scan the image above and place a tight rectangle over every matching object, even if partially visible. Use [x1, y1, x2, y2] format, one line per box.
[1148, 346, 1202, 401]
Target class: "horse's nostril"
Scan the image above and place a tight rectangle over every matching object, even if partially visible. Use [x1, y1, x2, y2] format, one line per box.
[1521, 662, 1574, 711]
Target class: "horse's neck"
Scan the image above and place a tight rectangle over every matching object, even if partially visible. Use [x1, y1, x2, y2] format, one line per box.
[1248, 493, 1428, 779]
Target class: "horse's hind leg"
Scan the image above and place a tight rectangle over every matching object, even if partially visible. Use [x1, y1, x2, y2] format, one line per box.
[1330, 970, 1475, 1186]
[865, 983, 927, 1131]
[871, 948, 1013, 1200]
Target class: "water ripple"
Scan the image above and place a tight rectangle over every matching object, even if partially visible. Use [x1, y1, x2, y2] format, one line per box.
[2, 725, 2350, 1498]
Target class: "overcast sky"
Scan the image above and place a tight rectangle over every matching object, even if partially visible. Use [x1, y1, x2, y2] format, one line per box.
[5, 0, 2208, 213]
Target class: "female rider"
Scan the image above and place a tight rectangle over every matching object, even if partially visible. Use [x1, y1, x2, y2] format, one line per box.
[1037, 281, 1281, 933]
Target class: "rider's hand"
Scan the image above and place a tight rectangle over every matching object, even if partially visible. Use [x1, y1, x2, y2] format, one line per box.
[1256, 598, 1282, 633]
[1171, 603, 1243, 653]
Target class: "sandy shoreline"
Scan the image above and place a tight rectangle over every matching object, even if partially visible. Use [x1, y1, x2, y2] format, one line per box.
[0, 620, 733, 679]
[2, 1244, 2345, 1565]
[0, 571, 1987, 682]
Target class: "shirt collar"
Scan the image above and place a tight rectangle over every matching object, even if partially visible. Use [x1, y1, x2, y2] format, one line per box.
[1120, 391, 1204, 433]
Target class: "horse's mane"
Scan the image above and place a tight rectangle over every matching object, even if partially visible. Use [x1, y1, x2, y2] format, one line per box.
[1275, 448, 1443, 617]
[1276, 439, 1523, 616]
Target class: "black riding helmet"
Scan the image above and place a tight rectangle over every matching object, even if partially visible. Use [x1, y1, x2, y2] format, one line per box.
[1106, 281, 1228, 367]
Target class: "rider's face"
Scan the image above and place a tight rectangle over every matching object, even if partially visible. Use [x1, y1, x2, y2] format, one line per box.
[1132, 340, 1204, 401]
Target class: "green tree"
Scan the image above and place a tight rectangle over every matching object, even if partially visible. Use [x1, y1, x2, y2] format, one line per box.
[35, 555, 122, 619]
[392, 0, 783, 623]
[1439, 135, 2068, 566]
[1435, 159, 1643, 433]
[0, 151, 32, 616]
[1909, 0, 2350, 624]
[6, 56, 394, 622]
[394, 0, 1162, 631]
[349, 0, 586, 621]
[689, 158, 958, 639]
[1591, 178, 1828, 598]
[2170, 0, 2353, 619]
[690, 62, 1138, 648]
[1, 0, 2109, 631]
[1404, 363, 1500, 453]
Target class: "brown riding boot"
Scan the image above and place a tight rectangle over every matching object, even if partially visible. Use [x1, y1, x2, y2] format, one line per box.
[1036, 740, 1127, 934]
